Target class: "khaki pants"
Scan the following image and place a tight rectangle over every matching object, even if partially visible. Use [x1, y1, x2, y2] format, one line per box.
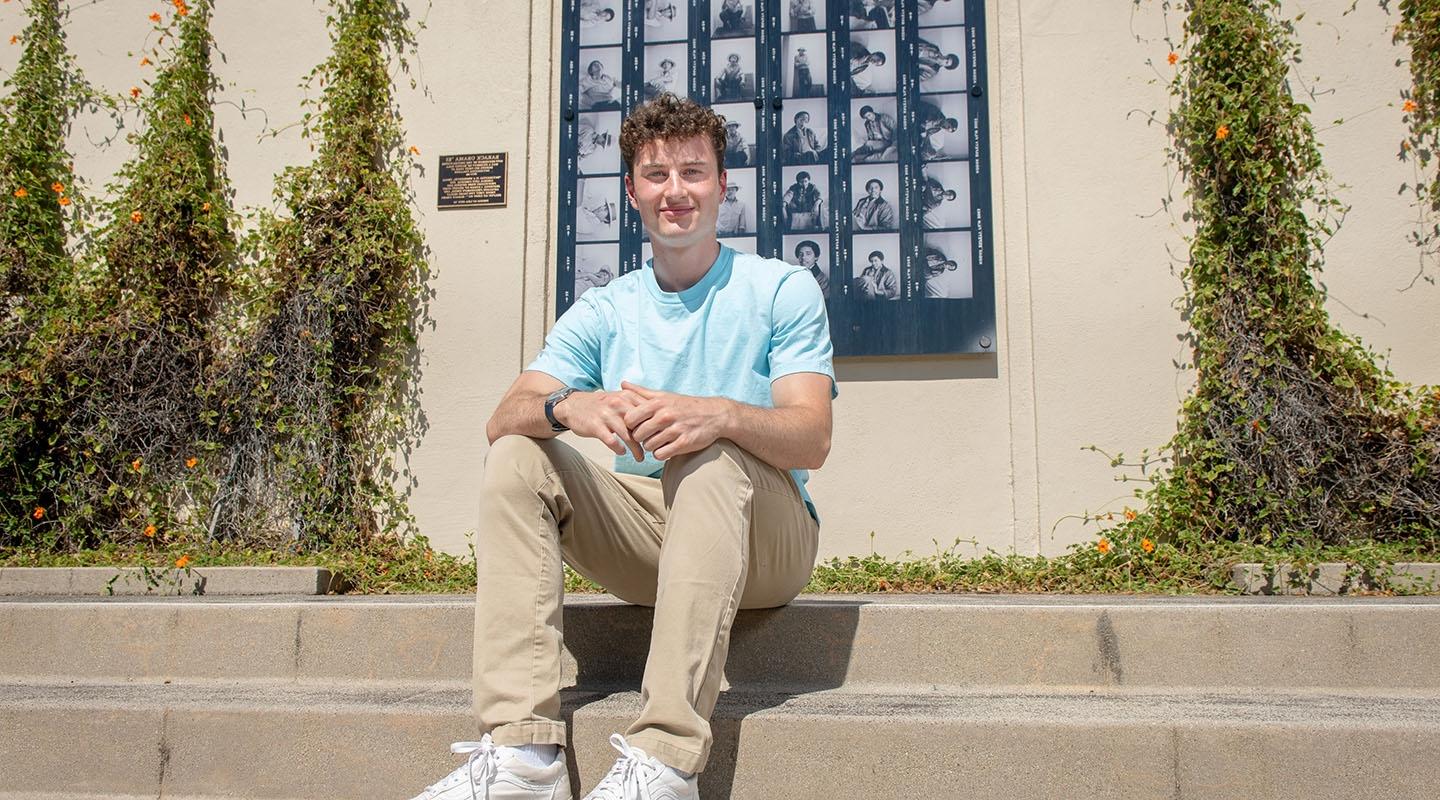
[473, 435, 820, 773]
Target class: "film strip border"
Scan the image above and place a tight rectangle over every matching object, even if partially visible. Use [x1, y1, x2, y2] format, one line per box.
[556, 0, 996, 357]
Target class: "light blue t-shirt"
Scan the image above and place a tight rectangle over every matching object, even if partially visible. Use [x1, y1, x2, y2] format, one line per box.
[528, 244, 836, 517]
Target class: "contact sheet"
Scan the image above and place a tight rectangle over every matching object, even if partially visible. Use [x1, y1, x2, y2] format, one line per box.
[558, 0, 995, 356]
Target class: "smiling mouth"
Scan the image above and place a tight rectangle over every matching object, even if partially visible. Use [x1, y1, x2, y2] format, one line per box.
[660, 207, 694, 217]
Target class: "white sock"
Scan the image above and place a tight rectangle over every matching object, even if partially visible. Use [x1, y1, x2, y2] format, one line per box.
[499, 743, 560, 767]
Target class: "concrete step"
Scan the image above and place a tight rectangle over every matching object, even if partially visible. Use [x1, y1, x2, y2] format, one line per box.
[3, 594, 1439, 691]
[2, 679, 1437, 799]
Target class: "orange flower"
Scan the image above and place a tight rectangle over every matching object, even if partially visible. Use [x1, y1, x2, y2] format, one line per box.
[1097, 538, 1111, 554]
[130, 86, 142, 99]
[183, 113, 193, 126]
[12, 187, 27, 198]
[1141, 538, 1156, 553]
[58, 195, 71, 206]
[1404, 99, 1419, 114]
[130, 210, 143, 223]
[149, 11, 161, 22]
[175, 554, 192, 569]
[143, 524, 157, 538]
[1123, 508, 1137, 522]
[1167, 52, 1178, 66]
[8, 35, 18, 45]
[1215, 124, 1230, 141]
[51, 182, 64, 193]
[131, 457, 143, 471]
[185, 456, 198, 468]
[32, 506, 45, 520]
[1250, 419, 1262, 432]
[140, 56, 153, 66]
[408, 145, 421, 155]
[173, 0, 189, 15]
[201, 201, 212, 212]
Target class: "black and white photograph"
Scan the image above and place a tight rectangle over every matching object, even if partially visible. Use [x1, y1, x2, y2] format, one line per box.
[922, 231, 973, 299]
[714, 103, 757, 169]
[781, 166, 829, 233]
[848, 0, 895, 30]
[578, 48, 622, 111]
[783, 0, 824, 33]
[575, 243, 620, 298]
[579, 0, 621, 45]
[577, 111, 621, 176]
[780, 99, 829, 164]
[642, 0, 688, 43]
[850, 97, 898, 163]
[917, 27, 967, 93]
[711, 38, 757, 103]
[783, 33, 827, 98]
[918, 0, 965, 28]
[713, 0, 755, 38]
[784, 234, 831, 299]
[921, 161, 971, 230]
[850, 163, 899, 233]
[643, 43, 687, 100]
[919, 92, 970, 160]
[851, 233, 901, 301]
[723, 236, 758, 254]
[575, 177, 620, 242]
[849, 30, 896, 95]
[717, 168, 757, 237]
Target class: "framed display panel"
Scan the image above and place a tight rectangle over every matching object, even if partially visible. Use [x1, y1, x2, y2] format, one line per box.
[557, 0, 996, 356]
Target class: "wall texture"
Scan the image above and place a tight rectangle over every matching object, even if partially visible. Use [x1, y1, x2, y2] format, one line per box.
[3, 0, 1436, 559]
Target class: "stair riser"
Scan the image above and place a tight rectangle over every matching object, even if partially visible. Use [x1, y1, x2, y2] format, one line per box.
[2, 702, 1436, 800]
[4, 601, 1439, 690]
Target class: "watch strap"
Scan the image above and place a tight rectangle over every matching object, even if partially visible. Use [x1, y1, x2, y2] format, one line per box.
[545, 387, 578, 432]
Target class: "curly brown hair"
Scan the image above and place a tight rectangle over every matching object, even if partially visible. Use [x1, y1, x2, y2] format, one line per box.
[619, 93, 728, 177]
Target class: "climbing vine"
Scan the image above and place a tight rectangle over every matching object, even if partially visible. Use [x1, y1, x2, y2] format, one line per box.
[0, 0, 107, 545]
[212, 0, 430, 547]
[1115, 0, 1440, 548]
[1393, 0, 1440, 282]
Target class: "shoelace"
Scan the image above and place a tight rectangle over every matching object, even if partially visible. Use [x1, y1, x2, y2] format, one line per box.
[587, 733, 663, 800]
[424, 734, 500, 800]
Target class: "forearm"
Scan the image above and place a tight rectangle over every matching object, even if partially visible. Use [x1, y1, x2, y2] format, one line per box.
[485, 391, 558, 444]
[718, 399, 831, 471]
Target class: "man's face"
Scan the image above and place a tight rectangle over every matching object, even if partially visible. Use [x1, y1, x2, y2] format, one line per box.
[869, 255, 883, 268]
[797, 247, 817, 268]
[724, 186, 738, 202]
[625, 135, 726, 249]
[795, 114, 809, 129]
[798, 175, 810, 188]
[866, 182, 881, 198]
[862, 110, 876, 122]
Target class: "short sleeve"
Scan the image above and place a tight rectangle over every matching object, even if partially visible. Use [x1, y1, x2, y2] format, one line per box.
[769, 270, 838, 398]
[526, 295, 605, 390]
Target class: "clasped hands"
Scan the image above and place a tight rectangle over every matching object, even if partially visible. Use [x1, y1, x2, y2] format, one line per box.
[551, 381, 733, 461]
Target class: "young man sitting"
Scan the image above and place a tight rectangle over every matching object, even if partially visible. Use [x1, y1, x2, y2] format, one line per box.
[409, 92, 835, 800]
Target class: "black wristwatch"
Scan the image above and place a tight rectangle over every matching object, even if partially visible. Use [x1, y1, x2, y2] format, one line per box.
[544, 387, 578, 432]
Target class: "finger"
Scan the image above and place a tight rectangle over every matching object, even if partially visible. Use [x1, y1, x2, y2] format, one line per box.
[623, 399, 660, 431]
[632, 415, 669, 445]
[643, 426, 680, 457]
[608, 418, 645, 461]
[621, 381, 659, 399]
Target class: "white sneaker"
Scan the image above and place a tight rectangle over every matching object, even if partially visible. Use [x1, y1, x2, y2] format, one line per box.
[409, 734, 572, 800]
[581, 734, 697, 800]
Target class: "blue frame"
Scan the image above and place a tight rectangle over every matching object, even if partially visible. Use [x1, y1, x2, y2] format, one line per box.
[557, 0, 996, 357]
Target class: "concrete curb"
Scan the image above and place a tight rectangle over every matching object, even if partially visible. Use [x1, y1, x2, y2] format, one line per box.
[0, 566, 341, 596]
[1232, 562, 1440, 595]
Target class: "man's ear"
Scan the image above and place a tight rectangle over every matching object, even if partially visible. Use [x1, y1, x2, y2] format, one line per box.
[624, 173, 638, 210]
[718, 169, 727, 194]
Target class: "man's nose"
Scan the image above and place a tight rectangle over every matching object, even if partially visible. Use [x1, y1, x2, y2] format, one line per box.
[663, 171, 686, 196]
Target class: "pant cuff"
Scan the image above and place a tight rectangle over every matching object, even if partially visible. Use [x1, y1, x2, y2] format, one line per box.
[625, 729, 708, 774]
[487, 720, 568, 747]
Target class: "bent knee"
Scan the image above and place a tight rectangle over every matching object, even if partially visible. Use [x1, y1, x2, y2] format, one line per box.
[482, 435, 565, 493]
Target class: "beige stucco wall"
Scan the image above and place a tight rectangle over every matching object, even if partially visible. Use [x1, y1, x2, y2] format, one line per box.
[5, 0, 1436, 559]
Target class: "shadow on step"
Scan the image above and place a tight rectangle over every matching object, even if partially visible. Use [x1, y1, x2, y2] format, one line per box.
[561, 599, 866, 798]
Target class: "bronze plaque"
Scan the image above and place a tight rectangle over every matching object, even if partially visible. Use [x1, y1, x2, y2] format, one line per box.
[437, 152, 508, 209]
